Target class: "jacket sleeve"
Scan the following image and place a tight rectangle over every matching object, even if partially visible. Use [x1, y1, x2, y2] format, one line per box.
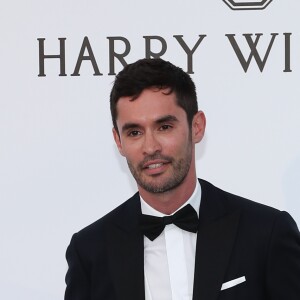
[64, 234, 91, 300]
[266, 211, 300, 299]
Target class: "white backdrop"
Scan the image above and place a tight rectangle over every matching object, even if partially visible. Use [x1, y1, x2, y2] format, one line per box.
[1, 1, 299, 299]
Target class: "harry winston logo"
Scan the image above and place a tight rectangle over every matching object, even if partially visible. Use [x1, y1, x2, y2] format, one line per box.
[223, 0, 273, 10]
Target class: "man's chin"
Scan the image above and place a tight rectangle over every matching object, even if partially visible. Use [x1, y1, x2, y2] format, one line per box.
[138, 177, 182, 194]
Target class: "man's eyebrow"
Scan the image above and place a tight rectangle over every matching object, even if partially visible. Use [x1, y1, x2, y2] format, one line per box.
[155, 115, 179, 124]
[121, 115, 179, 133]
[121, 122, 140, 133]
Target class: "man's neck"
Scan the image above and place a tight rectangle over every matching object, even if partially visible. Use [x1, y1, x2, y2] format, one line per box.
[138, 176, 197, 215]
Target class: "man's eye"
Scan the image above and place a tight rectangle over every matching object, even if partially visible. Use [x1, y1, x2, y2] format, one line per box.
[128, 130, 141, 137]
[160, 124, 172, 131]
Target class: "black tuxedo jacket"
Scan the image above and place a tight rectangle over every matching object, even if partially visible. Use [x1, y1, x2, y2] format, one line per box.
[65, 179, 300, 300]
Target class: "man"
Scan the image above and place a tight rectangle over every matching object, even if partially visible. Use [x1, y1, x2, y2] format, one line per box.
[65, 58, 300, 300]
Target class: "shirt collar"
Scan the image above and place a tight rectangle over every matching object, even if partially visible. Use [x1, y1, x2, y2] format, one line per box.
[140, 180, 201, 217]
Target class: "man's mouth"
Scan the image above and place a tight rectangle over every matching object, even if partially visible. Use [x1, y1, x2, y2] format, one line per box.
[141, 158, 171, 174]
[147, 163, 164, 169]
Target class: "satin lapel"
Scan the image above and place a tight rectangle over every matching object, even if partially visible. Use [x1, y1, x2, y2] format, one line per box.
[107, 193, 145, 300]
[193, 180, 241, 300]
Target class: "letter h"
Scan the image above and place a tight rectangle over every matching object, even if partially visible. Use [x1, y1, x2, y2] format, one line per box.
[37, 38, 67, 76]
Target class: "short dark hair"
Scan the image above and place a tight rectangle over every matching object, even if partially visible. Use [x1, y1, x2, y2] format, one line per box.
[110, 58, 198, 133]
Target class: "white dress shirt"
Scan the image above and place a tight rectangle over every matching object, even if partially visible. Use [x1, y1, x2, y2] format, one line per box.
[140, 182, 201, 300]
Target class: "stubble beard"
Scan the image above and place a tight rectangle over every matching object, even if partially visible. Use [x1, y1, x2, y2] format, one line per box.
[127, 141, 193, 194]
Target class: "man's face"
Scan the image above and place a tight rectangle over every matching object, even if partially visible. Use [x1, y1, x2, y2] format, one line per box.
[113, 88, 204, 194]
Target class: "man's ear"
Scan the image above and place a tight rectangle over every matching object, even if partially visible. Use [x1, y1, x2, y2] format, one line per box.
[192, 111, 206, 144]
[112, 128, 125, 156]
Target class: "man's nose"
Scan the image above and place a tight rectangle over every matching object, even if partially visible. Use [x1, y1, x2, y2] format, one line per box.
[142, 132, 162, 155]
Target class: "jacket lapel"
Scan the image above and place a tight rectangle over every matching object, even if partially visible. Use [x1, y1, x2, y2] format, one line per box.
[107, 193, 145, 300]
[193, 180, 241, 300]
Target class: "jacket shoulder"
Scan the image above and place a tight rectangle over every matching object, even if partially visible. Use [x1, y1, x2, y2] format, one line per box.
[72, 192, 140, 241]
[199, 178, 283, 222]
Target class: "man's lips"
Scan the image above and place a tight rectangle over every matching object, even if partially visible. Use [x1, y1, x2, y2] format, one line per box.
[147, 163, 164, 169]
[142, 160, 170, 170]
[142, 161, 170, 175]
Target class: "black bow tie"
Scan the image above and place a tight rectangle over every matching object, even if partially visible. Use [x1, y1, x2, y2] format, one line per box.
[140, 204, 199, 241]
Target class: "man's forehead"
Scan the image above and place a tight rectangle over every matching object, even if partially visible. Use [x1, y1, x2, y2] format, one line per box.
[115, 92, 188, 131]
[117, 92, 180, 118]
